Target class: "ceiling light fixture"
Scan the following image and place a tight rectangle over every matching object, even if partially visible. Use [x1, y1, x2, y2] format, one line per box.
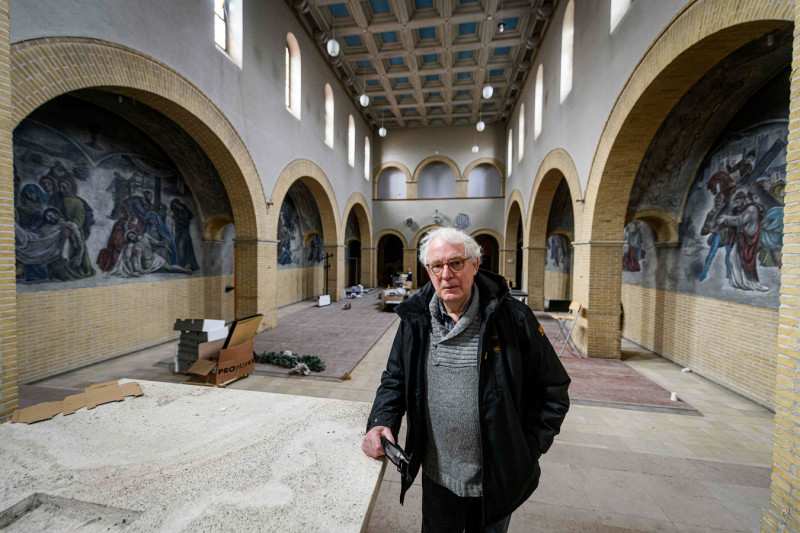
[472, 145, 479, 153]
[359, 93, 370, 107]
[498, 21, 506, 33]
[476, 120, 485, 132]
[326, 24, 340, 57]
[482, 84, 493, 99]
[379, 126, 387, 137]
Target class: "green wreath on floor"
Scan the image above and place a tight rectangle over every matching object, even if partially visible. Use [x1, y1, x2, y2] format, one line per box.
[255, 350, 326, 372]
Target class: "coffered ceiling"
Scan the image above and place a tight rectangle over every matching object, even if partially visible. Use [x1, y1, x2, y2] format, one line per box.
[289, 0, 555, 130]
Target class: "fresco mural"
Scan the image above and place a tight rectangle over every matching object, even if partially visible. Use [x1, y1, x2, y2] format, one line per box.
[623, 60, 788, 309]
[13, 94, 230, 292]
[276, 182, 324, 269]
[545, 235, 571, 274]
[546, 180, 574, 237]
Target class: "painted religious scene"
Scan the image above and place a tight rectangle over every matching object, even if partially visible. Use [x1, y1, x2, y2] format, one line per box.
[622, 38, 788, 309]
[13, 93, 232, 292]
[277, 182, 325, 270]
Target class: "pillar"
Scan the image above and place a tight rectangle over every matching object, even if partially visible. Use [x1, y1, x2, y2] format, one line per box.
[525, 245, 546, 311]
[235, 238, 277, 330]
[324, 244, 345, 302]
[403, 247, 418, 288]
[570, 240, 623, 359]
[0, 0, 18, 421]
[764, 3, 800, 528]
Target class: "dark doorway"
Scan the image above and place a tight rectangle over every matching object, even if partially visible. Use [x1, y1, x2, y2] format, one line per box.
[515, 224, 523, 289]
[377, 234, 403, 287]
[347, 240, 361, 286]
[474, 234, 499, 273]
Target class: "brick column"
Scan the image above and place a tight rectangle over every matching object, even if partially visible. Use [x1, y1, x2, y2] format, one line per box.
[361, 246, 375, 288]
[324, 244, 345, 302]
[403, 247, 418, 288]
[456, 179, 468, 197]
[0, 0, 17, 421]
[570, 240, 623, 359]
[500, 248, 516, 286]
[235, 238, 276, 330]
[406, 181, 418, 199]
[764, 3, 800, 528]
[525, 245, 546, 311]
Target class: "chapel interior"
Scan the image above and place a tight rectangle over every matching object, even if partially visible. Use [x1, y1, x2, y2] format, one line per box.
[1, 0, 799, 531]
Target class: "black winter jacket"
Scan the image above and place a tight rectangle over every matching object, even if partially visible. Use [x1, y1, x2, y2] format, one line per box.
[366, 269, 571, 525]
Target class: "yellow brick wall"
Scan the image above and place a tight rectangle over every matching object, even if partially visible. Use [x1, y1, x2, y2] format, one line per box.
[544, 271, 571, 302]
[17, 275, 234, 384]
[277, 267, 324, 307]
[621, 283, 776, 409]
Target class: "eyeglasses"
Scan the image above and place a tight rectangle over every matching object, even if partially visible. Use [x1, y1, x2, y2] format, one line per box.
[426, 257, 469, 276]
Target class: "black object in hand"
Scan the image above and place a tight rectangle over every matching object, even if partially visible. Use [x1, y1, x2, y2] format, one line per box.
[381, 436, 412, 483]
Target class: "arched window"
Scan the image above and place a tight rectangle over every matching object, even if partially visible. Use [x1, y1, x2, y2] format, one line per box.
[214, 0, 229, 50]
[610, 0, 633, 32]
[285, 33, 301, 118]
[364, 136, 371, 180]
[535, 65, 543, 139]
[467, 164, 502, 198]
[324, 83, 334, 147]
[377, 168, 407, 199]
[418, 162, 457, 199]
[560, 0, 574, 103]
[348, 115, 355, 167]
[507, 129, 513, 177]
[518, 103, 525, 161]
[214, 0, 242, 66]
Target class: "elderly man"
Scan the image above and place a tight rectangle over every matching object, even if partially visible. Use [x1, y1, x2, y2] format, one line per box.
[362, 227, 570, 532]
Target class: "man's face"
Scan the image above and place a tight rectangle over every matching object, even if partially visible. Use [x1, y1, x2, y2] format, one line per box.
[427, 237, 479, 311]
[59, 181, 70, 196]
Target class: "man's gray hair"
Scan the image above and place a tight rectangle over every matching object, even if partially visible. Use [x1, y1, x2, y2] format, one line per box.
[418, 226, 482, 265]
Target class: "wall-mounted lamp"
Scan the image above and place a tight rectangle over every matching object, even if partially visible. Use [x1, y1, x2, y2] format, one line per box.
[405, 217, 415, 227]
[433, 210, 442, 225]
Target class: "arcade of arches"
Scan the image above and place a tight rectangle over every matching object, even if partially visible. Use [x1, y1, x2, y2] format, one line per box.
[5, 0, 800, 526]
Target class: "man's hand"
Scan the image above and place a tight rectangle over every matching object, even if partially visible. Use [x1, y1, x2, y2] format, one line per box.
[362, 426, 394, 458]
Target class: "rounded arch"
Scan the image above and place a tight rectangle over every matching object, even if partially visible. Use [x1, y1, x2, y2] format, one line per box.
[203, 213, 234, 241]
[270, 159, 341, 245]
[504, 189, 526, 247]
[412, 223, 446, 251]
[10, 38, 268, 241]
[373, 161, 412, 200]
[373, 228, 409, 249]
[583, 2, 792, 241]
[412, 155, 461, 183]
[470, 228, 504, 244]
[341, 192, 374, 247]
[527, 148, 582, 249]
[463, 157, 506, 197]
[626, 208, 679, 246]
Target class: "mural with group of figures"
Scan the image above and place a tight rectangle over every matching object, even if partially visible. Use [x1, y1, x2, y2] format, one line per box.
[545, 180, 573, 274]
[623, 28, 789, 309]
[277, 182, 324, 269]
[13, 93, 233, 291]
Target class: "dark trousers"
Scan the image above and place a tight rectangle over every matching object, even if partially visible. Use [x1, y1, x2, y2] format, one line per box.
[421, 475, 511, 533]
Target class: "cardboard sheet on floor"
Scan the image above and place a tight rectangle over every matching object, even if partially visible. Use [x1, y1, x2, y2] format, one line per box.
[62, 393, 87, 415]
[11, 401, 64, 424]
[12, 380, 143, 423]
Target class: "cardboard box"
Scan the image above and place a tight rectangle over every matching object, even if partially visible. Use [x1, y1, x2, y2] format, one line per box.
[187, 338, 255, 386]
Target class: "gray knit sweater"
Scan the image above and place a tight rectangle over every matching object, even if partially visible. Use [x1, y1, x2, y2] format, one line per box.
[422, 286, 483, 497]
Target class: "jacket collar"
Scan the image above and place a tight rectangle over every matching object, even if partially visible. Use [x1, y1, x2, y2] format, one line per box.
[395, 269, 510, 323]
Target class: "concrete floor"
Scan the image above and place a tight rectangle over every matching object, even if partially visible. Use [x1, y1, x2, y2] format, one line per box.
[19, 300, 775, 532]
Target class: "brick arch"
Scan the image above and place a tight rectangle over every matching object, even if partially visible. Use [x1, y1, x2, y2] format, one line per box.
[9, 37, 272, 327]
[526, 148, 582, 248]
[203, 214, 234, 241]
[576, 0, 792, 358]
[342, 192, 374, 286]
[373, 228, 408, 249]
[583, 3, 791, 241]
[627, 208, 679, 246]
[271, 158, 343, 301]
[373, 161, 412, 199]
[470, 228, 503, 244]
[525, 149, 581, 311]
[11, 38, 267, 240]
[463, 157, 506, 197]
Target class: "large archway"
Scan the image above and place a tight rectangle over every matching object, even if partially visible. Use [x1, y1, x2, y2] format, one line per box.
[577, 2, 791, 360]
[342, 192, 374, 287]
[270, 159, 341, 305]
[2, 37, 270, 419]
[526, 149, 581, 311]
[471, 229, 503, 275]
[375, 229, 407, 288]
[503, 189, 525, 290]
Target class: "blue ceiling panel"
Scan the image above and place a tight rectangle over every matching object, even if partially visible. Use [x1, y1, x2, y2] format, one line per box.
[327, 4, 349, 17]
